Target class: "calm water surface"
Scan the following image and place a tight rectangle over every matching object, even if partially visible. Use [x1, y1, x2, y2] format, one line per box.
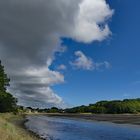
[25, 115, 140, 140]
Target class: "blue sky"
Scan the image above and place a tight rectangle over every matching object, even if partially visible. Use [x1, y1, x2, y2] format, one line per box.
[52, 0, 140, 106]
[1, 0, 140, 108]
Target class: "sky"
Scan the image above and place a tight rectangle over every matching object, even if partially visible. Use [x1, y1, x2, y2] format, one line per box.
[0, 0, 140, 108]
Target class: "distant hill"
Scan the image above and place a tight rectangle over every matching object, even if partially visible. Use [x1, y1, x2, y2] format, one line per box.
[65, 98, 140, 114]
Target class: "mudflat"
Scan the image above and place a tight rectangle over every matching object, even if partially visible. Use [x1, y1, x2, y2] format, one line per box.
[46, 113, 140, 125]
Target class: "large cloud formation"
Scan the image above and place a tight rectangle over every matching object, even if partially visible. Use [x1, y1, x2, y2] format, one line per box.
[0, 0, 113, 108]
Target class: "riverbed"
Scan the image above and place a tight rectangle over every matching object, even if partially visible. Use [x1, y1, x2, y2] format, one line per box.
[25, 115, 140, 140]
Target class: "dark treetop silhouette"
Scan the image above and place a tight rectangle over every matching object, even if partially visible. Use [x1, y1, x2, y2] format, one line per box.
[0, 60, 17, 113]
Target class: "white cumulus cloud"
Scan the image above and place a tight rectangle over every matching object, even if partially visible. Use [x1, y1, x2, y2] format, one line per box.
[70, 51, 94, 70]
[69, 0, 114, 43]
[70, 51, 111, 71]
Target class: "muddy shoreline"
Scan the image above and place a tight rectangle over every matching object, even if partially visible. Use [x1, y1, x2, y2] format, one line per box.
[44, 113, 140, 125]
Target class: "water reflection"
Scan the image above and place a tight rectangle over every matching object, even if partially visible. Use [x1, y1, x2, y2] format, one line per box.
[25, 115, 140, 140]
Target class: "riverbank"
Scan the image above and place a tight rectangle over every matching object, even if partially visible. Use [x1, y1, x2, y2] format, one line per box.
[0, 113, 41, 140]
[45, 113, 140, 125]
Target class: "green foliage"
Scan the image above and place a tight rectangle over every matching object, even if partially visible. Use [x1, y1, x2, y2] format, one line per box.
[0, 60, 17, 112]
[49, 107, 59, 113]
[0, 61, 10, 93]
[0, 92, 17, 112]
[65, 98, 140, 114]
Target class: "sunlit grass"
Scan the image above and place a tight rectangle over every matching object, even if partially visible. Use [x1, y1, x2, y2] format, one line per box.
[0, 113, 39, 140]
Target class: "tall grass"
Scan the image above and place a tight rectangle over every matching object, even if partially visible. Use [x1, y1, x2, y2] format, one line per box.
[0, 113, 40, 140]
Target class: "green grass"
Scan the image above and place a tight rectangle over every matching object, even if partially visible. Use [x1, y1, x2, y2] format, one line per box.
[0, 113, 40, 140]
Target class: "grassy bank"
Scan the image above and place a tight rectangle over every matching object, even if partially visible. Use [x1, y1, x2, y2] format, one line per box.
[0, 113, 40, 140]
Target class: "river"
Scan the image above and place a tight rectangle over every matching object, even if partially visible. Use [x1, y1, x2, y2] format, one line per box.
[25, 115, 140, 140]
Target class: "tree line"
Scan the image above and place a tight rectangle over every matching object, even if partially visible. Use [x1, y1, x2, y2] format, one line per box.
[21, 99, 140, 114]
[65, 99, 140, 114]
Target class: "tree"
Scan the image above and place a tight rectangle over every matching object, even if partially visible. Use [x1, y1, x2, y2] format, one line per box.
[0, 61, 10, 93]
[0, 60, 17, 112]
